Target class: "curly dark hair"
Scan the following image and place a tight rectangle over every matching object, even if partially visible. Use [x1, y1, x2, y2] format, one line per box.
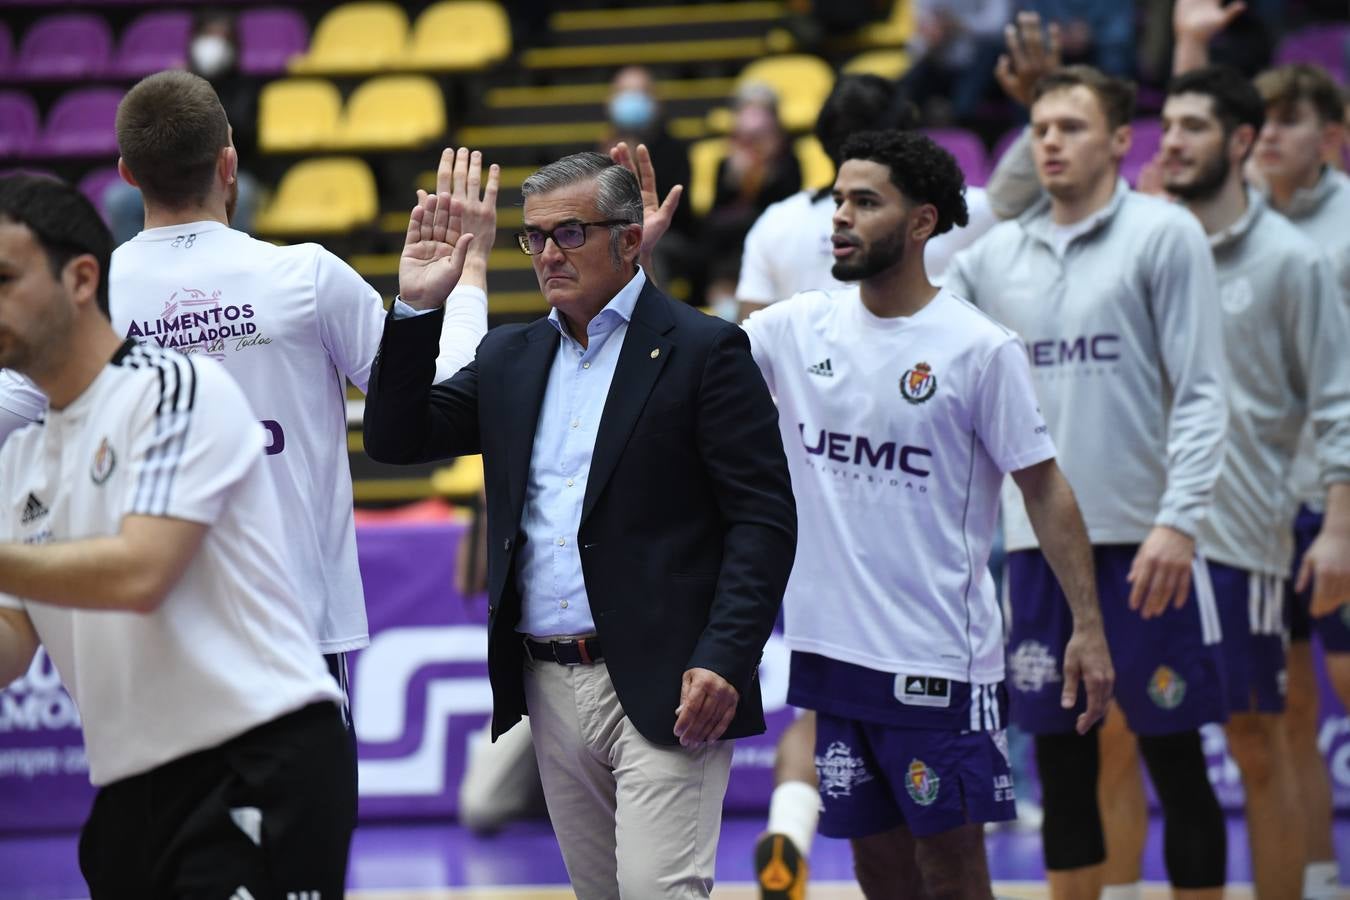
[838, 130, 969, 236]
[1168, 65, 1265, 141]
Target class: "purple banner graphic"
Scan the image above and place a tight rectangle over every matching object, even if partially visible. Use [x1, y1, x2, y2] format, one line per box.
[2, 517, 1349, 831]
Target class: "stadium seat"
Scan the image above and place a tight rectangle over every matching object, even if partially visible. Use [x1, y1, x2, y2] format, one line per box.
[923, 127, 990, 186]
[404, 0, 511, 71]
[736, 55, 836, 132]
[258, 79, 342, 153]
[289, 2, 409, 75]
[431, 455, 485, 502]
[856, 0, 917, 47]
[78, 166, 122, 222]
[0, 92, 39, 159]
[1275, 25, 1349, 83]
[334, 76, 446, 150]
[111, 11, 191, 78]
[794, 135, 834, 191]
[254, 157, 379, 235]
[14, 13, 113, 80]
[1120, 118, 1163, 187]
[688, 136, 729, 217]
[239, 8, 310, 75]
[33, 88, 122, 157]
[841, 49, 912, 80]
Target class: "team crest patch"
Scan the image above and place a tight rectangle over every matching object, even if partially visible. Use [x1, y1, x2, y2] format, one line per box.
[1147, 665, 1186, 710]
[815, 741, 874, 799]
[91, 437, 116, 485]
[900, 362, 937, 404]
[905, 759, 940, 806]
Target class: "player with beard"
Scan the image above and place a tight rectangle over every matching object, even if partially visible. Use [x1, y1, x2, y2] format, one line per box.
[1171, 11, 1350, 892]
[734, 130, 1113, 900]
[1091, 65, 1350, 900]
[944, 66, 1231, 900]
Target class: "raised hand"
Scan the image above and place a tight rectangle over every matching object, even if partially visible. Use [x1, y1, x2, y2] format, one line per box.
[609, 141, 682, 263]
[1174, 0, 1247, 46]
[995, 11, 1062, 108]
[399, 147, 500, 308]
[446, 147, 500, 266]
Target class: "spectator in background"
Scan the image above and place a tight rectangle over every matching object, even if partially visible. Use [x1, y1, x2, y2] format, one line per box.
[105, 11, 261, 244]
[600, 66, 695, 287]
[702, 85, 802, 311]
[1023, 0, 1134, 76]
[896, 0, 1011, 126]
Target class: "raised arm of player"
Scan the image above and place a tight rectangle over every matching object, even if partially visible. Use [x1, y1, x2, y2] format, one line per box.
[0, 606, 38, 686]
[1013, 458, 1114, 733]
[0, 515, 208, 615]
[1172, 0, 1246, 75]
[986, 11, 1059, 220]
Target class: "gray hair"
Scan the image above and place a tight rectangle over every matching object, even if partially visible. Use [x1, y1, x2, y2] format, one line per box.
[521, 152, 643, 268]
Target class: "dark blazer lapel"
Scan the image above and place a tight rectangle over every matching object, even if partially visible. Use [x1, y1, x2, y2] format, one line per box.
[581, 284, 675, 524]
[502, 318, 560, 523]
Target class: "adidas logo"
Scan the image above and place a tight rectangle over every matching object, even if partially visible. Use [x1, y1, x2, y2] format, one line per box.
[806, 358, 834, 377]
[21, 493, 47, 524]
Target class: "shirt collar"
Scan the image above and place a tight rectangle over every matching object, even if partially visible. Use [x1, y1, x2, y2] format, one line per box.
[1273, 165, 1343, 220]
[1020, 177, 1130, 248]
[129, 220, 231, 242]
[1208, 187, 1265, 251]
[547, 266, 647, 341]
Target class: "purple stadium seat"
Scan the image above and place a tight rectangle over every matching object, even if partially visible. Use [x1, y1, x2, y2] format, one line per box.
[239, 8, 309, 75]
[14, 14, 113, 80]
[1275, 25, 1350, 84]
[1120, 119, 1163, 187]
[113, 11, 191, 77]
[78, 166, 123, 221]
[923, 127, 990, 186]
[34, 88, 123, 158]
[0, 92, 40, 160]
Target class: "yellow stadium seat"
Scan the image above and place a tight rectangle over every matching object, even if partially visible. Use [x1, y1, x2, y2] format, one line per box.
[736, 54, 835, 132]
[254, 157, 378, 235]
[842, 48, 913, 80]
[688, 137, 728, 218]
[431, 455, 485, 501]
[403, 0, 512, 71]
[858, 0, 916, 47]
[257, 79, 342, 153]
[334, 76, 446, 150]
[289, 2, 409, 75]
[795, 135, 835, 192]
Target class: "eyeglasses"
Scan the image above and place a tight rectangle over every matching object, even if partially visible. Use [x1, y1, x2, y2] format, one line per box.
[515, 220, 632, 255]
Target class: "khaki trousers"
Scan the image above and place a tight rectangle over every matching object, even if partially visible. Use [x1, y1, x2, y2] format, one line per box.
[522, 655, 734, 900]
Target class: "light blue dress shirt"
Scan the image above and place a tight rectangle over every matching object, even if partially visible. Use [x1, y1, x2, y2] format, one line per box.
[516, 268, 646, 637]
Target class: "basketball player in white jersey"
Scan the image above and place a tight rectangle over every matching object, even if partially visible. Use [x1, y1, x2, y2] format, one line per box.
[0, 173, 365, 898]
[108, 71, 499, 784]
[735, 75, 998, 323]
[736, 129, 1112, 899]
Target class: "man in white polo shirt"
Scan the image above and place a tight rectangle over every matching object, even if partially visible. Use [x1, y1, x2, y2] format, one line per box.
[738, 130, 1112, 899]
[0, 174, 357, 896]
[108, 71, 498, 783]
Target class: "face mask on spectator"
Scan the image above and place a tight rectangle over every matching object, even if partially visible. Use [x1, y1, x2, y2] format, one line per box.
[190, 35, 235, 78]
[609, 90, 656, 131]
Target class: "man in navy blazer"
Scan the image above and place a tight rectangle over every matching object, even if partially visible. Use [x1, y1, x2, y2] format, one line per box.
[364, 151, 796, 898]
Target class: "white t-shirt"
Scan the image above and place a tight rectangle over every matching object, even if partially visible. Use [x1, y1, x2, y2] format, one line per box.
[111, 222, 387, 653]
[0, 370, 45, 444]
[743, 287, 1056, 683]
[0, 344, 340, 785]
[735, 187, 999, 303]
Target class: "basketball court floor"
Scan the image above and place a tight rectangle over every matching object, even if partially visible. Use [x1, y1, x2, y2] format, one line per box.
[7, 813, 1349, 898]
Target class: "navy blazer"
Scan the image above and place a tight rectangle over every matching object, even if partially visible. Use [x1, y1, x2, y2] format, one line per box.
[363, 282, 797, 745]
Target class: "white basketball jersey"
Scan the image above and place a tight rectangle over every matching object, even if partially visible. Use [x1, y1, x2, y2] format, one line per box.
[743, 288, 1056, 683]
[111, 223, 385, 652]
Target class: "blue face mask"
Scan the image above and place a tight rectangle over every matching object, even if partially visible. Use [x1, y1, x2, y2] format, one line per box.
[609, 90, 656, 131]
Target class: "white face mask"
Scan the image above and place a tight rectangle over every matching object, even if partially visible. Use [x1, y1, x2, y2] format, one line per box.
[190, 35, 235, 78]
